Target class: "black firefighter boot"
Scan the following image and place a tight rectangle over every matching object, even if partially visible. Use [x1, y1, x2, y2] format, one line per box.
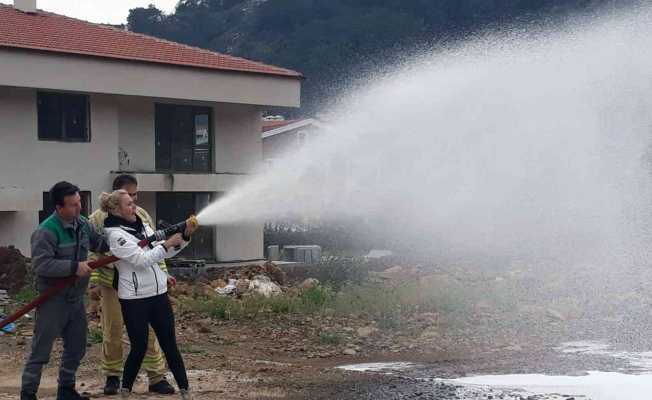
[104, 376, 121, 395]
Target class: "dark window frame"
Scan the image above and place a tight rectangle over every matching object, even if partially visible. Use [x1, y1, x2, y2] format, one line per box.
[37, 91, 91, 142]
[155, 103, 213, 173]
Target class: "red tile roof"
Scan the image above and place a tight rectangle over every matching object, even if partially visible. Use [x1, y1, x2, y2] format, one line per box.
[0, 4, 302, 78]
[262, 119, 301, 132]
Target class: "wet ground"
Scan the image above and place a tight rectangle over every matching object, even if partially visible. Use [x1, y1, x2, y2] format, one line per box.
[324, 341, 651, 400]
[1, 331, 650, 399]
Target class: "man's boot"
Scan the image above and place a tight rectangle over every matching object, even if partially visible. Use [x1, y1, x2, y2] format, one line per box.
[104, 376, 121, 395]
[56, 386, 89, 400]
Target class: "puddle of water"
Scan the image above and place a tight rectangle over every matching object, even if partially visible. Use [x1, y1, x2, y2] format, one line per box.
[558, 340, 652, 372]
[449, 341, 652, 399]
[337, 362, 417, 373]
[450, 371, 652, 400]
[337, 341, 652, 399]
[253, 359, 294, 367]
[558, 340, 613, 354]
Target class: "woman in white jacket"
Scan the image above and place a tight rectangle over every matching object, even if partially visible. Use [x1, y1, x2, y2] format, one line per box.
[99, 190, 197, 399]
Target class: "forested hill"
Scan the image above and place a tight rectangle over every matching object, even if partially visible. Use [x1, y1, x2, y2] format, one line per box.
[128, 0, 633, 116]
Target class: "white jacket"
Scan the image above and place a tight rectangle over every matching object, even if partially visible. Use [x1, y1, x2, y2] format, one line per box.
[105, 221, 188, 300]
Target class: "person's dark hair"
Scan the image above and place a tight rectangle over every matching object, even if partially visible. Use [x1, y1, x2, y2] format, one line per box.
[50, 181, 80, 208]
[112, 174, 138, 191]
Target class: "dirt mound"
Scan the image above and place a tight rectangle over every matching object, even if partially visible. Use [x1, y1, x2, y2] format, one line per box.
[221, 261, 287, 286]
[0, 246, 28, 295]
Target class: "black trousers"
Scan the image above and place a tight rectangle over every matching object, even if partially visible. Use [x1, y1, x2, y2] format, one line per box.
[119, 293, 188, 391]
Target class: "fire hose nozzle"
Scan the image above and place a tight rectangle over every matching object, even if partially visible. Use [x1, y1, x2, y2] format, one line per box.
[149, 215, 199, 242]
[187, 215, 199, 230]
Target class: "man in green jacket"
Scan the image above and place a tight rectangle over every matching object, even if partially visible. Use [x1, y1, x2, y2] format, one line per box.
[88, 174, 174, 395]
[21, 182, 109, 400]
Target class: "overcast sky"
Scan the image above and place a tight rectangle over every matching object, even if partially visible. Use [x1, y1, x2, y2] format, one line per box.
[8, 1, 179, 24]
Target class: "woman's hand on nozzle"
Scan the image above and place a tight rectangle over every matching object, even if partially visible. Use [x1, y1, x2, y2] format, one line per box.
[164, 233, 184, 249]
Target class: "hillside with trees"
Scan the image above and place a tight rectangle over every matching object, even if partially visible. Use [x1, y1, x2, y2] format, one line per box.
[128, 0, 632, 115]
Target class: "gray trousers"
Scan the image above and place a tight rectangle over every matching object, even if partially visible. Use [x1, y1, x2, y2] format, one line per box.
[21, 296, 87, 394]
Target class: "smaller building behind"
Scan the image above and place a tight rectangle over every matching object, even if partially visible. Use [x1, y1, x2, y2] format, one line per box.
[262, 117, 323, 166]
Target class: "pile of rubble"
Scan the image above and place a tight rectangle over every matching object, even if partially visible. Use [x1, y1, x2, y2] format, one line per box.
[172, 262, 319, 299]
[211, 262, 287, 297]
[0, 246, 28, 295]
[213, 274, 283, 298]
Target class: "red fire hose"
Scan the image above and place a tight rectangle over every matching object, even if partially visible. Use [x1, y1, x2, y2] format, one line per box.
[0, 237, 148, 331]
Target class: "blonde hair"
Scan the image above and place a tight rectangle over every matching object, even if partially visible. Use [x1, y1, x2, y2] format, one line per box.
[99, 189, 129, 215]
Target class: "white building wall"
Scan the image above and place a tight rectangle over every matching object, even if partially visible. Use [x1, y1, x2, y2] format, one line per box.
[0, 86, 265, 261]
[115, 99, 265, 261]
[0, 86, 118, 255]
[0, 212, 38, 255]
[213, 103, 264, 261]
[214, 103, 263, 174]
[117, 97, 156, 172]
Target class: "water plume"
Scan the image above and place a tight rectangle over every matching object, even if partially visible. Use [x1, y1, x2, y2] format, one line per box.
[199, 6, 652, 267]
